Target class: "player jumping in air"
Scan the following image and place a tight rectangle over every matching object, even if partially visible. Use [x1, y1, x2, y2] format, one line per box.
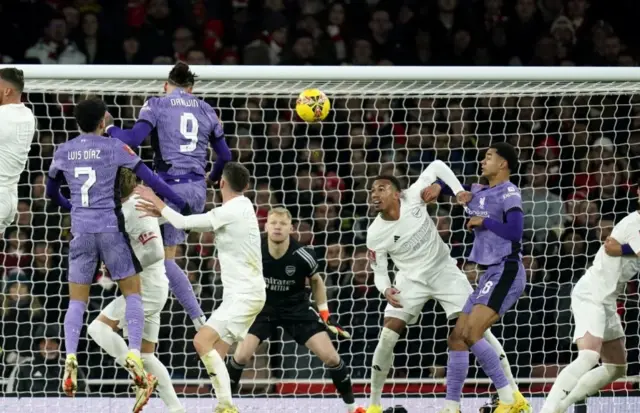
[226, 207, 364, 413]
[87, 169, 185, 413]
[0, 68, 35, 236]
[106, 61, 232, 330]
[365, 159, 529, 413]
[539, 203, 640, 412]
[427, 143, 529, 413]
[135, 162, 265, 413]
[46, 97, 188, 406]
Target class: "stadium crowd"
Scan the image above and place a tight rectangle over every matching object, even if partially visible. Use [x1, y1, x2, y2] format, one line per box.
[1, 0, 640, 398]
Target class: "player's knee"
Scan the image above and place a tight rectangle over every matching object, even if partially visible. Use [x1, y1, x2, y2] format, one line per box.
[87, 320, 101, 340]
[233, 346, 253, 365]
[321, 350, 341, 367]
[447, 329, 466, 350]
[193, 331, 211, 356]
[460, 325, 483, 347]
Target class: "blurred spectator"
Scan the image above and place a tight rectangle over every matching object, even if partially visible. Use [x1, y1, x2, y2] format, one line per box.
[521, 161, 564, 243]
[25, 15, 86, 64]
[9, 325, 88, 396]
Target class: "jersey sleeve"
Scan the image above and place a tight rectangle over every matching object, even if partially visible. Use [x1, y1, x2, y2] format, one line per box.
[295, 247, 319, 277]
[407, 160, 465, 202]
[206, 105, 225, 139]
[621, 220, 640, 254]
[47, 152, 63, 180]
[366, 231, 391, 293]
[206, 203, 237, 230]
[137, 98, 158, 128]
[502, 185, 523, 213]
[114, 142, 143, 170]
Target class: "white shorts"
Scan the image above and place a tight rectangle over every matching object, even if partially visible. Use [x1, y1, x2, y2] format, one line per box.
[384, 260, 473, 325]
[101, 284, 169, 343]
[571, 291, 624, 343]
[206, 293, 266, 345]
[0, 192, 17, 234]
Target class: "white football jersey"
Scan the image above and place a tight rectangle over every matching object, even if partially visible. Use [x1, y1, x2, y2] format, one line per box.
[367, 179, 456, 290]
[0, 104, 36, 191]
[122, 196, 168, 292]
[574, 211, 640, 304]
[206, 195, 265, 297]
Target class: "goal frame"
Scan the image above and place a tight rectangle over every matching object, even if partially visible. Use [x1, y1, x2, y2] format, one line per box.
[6, 64, 640, 391]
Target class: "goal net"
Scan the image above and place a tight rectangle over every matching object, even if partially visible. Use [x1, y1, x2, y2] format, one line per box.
[3, 65, 640, 413]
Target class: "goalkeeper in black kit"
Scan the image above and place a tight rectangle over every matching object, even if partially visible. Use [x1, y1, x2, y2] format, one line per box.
[227, 207, 365, 413]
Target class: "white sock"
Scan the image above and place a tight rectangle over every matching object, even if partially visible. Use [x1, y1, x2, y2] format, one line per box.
[201, 349, 233, 407]
[483, 330, 518, 393]
[540, 349, 600, 413]
[87, 320, 128, 366]
[346, 403, 356, 412]
[370, 327, 400, 406]
[556, 364, 626, 411]
[142, 353, 185, 413]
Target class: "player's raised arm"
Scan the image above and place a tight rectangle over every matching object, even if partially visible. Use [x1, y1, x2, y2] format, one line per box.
[415, 160, 471, 204]
[604, 216, 640, 257]
[205, 106, 232, 184]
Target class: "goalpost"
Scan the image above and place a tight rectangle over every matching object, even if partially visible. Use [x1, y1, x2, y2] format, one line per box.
[3, 64, 640, 412]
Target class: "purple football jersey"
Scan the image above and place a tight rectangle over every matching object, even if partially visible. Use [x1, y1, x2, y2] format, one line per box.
[47, 134, 142, 234]
[138, 89, 223, 177]
[466, 181, 523, 265]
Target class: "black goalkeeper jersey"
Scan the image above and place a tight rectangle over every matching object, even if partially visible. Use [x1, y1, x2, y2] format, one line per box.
[261, 235, 318, 316]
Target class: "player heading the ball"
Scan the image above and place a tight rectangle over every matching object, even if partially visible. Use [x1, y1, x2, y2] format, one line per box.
[46, 97, 187, 399]
[0, 68, 36, 236]
[227, 207, 364, 413]
[106, 61, 232, 330]
[540, 198, 640, 412]
[135, 162, 265, 413]
[427, 143, 530, 413]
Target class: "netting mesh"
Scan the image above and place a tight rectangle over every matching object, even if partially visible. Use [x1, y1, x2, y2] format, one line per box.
[3, 77, 640, 412]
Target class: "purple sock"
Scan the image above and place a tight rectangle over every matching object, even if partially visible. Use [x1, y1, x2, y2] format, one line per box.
[445, 350, 469, 402]
[125, 293, 144, 352]
[471, 338, 510, 390]
[64, 299, 87, 355]
[165, 259, 203, 320]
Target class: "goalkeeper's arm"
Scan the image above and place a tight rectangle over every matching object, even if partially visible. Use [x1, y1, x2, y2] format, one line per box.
[311, 273, 350, 339]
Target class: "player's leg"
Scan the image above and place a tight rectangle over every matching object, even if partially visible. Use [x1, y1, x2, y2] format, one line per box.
[303, 329, 362, 413]
[540, 294, 606, 413]
[141, 341, 184, 413]
[556, 337, 626, 412]
[163, 181, 207, 329]
[63, 233, 98, 396]
[367, 316, 405, 412]
[227, 313, 271, 393]
[87, 309, 129, 366]
[100, 232, 150, 388]
[452, 261, 527, 411]
[433, 263, 529, 412]
[196, 295, 264, 411]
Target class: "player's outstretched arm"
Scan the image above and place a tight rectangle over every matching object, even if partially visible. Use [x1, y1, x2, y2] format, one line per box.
[132, 162, 188, 213]
[134, 186, 214, 232]
[208, 135, 232, 184]
[605, 235, 640, 257]
[310, 273, 351, 339]
[106, 120, 153, 148]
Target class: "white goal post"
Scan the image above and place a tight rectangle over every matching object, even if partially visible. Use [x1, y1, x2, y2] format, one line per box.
[3, 64, 640, 407]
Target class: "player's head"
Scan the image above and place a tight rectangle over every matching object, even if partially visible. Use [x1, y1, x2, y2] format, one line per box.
[370, 175, 402, 213]
[266, 207, 293, 244]
[118, 168, 138, 199]
[220, 162, 250, 194]
[0, 68, 24, 105]
[74, 97, 108, 135]
[481, 142, 519, 180]
[165, 61, 196, 94]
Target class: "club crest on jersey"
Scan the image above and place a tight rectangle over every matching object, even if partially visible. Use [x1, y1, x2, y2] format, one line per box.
[412, 206, 423, 218]
[285, 265, 296, 276]
[479, 197, 485, 209]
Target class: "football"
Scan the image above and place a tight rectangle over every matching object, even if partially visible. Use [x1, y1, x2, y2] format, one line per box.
[295, 88, 330, 122]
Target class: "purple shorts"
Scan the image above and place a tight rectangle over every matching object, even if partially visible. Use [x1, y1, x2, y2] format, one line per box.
[462, 260, 526, 316]
[68, 232, 142, 284]
[162, 179, 207, 246]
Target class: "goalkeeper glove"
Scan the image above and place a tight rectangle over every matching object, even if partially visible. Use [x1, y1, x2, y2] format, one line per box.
[318, 306, 351, 339]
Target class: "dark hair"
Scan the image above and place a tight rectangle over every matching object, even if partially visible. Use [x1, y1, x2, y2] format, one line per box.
[223, 162, 250, 193]
[373, 175, 402, 192]
[168, 61, 196, 88]
[118, 168, 138, 198]
[491, 142, 519, 174]
[0, 68, 25, 93]
[74, 97, 107, 133]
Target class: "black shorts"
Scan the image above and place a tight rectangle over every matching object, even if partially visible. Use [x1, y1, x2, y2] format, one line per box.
[248, 306, 327, 346]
